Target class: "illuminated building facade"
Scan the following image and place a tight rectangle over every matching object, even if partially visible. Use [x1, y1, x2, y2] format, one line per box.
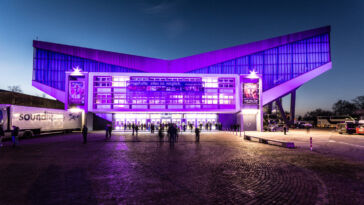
[32, 26, 331, 131]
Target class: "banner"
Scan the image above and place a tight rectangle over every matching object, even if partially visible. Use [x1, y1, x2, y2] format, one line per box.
[69, 81, 85, 105]
[243, 83, 259, 104]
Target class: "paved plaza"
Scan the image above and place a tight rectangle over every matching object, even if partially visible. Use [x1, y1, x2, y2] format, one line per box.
[0, 130, 363, 205]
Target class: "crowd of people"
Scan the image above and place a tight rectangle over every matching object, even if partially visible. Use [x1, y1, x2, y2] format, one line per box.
[80, 122, 203, 145]
[117, 122, 222, 132]
[0, 122, 222, 147]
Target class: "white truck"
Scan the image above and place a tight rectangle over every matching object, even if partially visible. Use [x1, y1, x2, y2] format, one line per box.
[0, 104, 82, 138]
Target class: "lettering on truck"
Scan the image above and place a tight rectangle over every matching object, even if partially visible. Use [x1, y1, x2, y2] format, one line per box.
[18, 111, 64, 121]
[17, 112, 80, 121]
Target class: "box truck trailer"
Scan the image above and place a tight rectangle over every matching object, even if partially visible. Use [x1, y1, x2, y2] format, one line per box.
[0, 104, 82, 138]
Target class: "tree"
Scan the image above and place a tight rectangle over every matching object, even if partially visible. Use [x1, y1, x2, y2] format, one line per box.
[352, 96, 364, 110]
[303, 109, 333, 125]
[7, 85, 22, 93]
[332, 100, 357, 116]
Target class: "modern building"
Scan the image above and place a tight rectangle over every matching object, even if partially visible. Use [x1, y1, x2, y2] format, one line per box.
[32, 26, 332, 131]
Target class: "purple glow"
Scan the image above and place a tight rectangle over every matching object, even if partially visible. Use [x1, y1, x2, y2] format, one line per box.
[33, 26, 330, 74]
[261, 62, 332, 105]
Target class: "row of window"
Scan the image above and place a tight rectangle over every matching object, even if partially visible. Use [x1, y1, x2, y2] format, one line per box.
[188, 33, 330, 91]
[33, 33, 329, 93]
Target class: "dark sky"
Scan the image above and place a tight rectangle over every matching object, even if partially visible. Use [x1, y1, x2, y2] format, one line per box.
[0, 0, 363, 115]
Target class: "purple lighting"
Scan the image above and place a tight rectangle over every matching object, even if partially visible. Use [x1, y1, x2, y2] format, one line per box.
[32, 26, 332, 132]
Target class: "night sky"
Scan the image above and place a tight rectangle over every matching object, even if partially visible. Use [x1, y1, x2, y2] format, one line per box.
[0, 0, 363, 115]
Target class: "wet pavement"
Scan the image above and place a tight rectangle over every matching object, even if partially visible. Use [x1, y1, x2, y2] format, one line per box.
[0, 131, 363, 205]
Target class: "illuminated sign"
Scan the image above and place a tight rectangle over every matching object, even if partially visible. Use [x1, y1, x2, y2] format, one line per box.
[247, 70, 259, 79]
[243, 83, 259, 104]
[69, 81, 85, 105]
[71, 66, 83, 76]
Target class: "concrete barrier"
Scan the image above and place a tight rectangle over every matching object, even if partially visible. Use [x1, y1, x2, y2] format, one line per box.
[244, 135, 295, 149]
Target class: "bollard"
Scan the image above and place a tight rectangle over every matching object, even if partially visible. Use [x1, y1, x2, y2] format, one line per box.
[310, 137, 312, 151]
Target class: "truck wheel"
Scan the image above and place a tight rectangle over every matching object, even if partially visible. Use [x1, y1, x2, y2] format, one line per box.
[23, 131, 33, 138]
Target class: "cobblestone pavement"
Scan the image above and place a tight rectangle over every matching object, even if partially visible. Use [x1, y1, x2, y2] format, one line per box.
[0, 131, 363, 205]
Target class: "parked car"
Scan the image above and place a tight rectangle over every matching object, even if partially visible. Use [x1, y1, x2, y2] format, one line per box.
[356, 120, 364, 135]
[295, 121, 312, 129]
[337, 121, 356, 134]
[268, 124, 284, 132]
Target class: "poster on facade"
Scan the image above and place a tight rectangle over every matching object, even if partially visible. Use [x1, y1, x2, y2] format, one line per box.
[243, 83, 259, 104]
[69, 81, 85, 105]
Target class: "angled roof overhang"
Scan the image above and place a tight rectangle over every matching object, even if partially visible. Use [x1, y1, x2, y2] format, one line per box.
[261, 62, 332, 105]
[33, 26, 330, 73]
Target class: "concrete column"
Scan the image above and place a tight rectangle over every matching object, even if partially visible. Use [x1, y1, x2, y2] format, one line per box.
[290, 90, 296, 126]
[237, 112, 244, 131]
[86, 112, 94, 131]
[275, 98, 290, 126]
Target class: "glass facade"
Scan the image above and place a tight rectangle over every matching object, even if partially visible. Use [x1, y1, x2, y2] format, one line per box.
[33, 33, 330, 93]
[93, 75, 237, 111]
[33, 49, 143, 91]
[188, 33, 330, 91]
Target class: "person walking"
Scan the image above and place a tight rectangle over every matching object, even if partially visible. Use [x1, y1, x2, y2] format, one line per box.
[82, 125, 88, 144]
[11, 126, 19, 147]
[195, 127, 200, 142]
[0, 126, 4, 147]
[108, 124, 112, 139]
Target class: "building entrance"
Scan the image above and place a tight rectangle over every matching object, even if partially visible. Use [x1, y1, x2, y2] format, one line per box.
[113, 113, 218, 131]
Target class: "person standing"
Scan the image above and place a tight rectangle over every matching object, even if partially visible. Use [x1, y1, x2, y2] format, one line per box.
[135, 125, 139, 136]
[132, 123, 135, 136]
[82, 125, 88, 144]
[283, 125, 287, 135]
[0, 126, 4, 147]
[306, 125, 311, 135]
[173, 124, 178, 143]
[105, 124, 109, 140]
[11, 126, 19, 147]
[108, 124, 112, 139]
[158, 127, 164, 142]
[151, 123, 155, 134]
[195, 127, 200, 142]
